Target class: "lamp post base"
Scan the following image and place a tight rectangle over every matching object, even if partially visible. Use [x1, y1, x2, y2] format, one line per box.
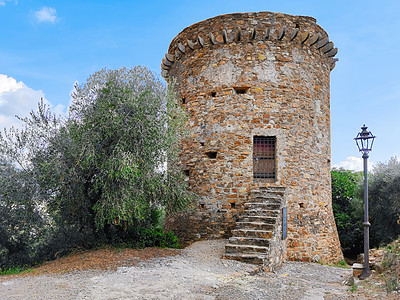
[359, 267, 371, 280]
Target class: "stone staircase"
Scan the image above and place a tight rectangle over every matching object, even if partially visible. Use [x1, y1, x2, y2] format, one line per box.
[223, 186, 286, 268]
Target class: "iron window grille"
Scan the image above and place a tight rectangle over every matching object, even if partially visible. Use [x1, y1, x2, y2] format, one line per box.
[253, 136, 276, 179]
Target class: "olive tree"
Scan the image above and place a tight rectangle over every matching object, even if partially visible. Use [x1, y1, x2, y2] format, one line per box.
[0, 100, 61, 269]
[0, 66, 192, 268]
[369, 157, 400, 247]
[37, 66, 192, 243]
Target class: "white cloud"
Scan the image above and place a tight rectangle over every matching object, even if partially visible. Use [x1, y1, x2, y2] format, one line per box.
[0, 74, 24, 94]
[34, 7, 59, 24]
[332, 155, 375, 172]
[0, 74, 65, 131]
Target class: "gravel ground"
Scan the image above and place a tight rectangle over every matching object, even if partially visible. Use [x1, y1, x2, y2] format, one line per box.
[0, 240, 356, 299]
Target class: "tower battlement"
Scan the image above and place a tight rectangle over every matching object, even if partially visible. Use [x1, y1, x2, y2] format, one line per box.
[162, 11, 338, 81]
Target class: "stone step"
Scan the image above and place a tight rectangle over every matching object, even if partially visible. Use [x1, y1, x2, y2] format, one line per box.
[253, 186, 286, 192]
[251, 187, 286, 196]
[231, 229, 273, 239]
[228, 236, 271, 247]
[251, 193, 283, 200]
[244, 209, 280, 217]
[224, 187, 285, 266]
[239, 215, 277, 224]
[236, 221, 274, 231]
[225, 243, 269, 254]
[223, 253, 266, 265]
[253, 197, 281, 204]
[244, 203, 281, 210]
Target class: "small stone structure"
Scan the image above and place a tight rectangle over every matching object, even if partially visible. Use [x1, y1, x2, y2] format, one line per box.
[162, 11, 343, 269]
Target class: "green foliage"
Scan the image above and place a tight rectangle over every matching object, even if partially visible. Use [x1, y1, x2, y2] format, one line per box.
[369, 157, 400, 247]
[383, 240, 400, 270]
[0, 66, 191, 270]
[331, 168, 364, 256]
[379, 239, 400, 293]
[123, 227, 180, 249]
[386, 275, 399, 294]
[332, 157, 400, 257]
[44, 67, 192, 231]
[332, 168, 360, 201]
[334, 260, 349, 268]
[0, 266, 31, 276]
[0, 159, 50, 270]
[349, 283, 357, 293]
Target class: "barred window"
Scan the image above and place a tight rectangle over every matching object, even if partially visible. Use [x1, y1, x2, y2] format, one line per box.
[253, 136, 276, 179]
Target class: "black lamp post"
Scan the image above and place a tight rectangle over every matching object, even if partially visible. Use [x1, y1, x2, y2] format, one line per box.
[354, 124, 376, 280]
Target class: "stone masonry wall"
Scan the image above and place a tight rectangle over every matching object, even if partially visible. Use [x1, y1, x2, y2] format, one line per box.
[162, 11, 343, 263]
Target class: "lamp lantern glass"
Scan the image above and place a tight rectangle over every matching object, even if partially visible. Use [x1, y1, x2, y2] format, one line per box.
[354, 125, 375, 155]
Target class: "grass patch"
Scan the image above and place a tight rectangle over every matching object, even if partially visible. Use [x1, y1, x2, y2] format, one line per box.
[317, 260, 350, 269]
[349, 283, 357, 293]
[334, 260, 350, 268]
[0, 266, 32, 276]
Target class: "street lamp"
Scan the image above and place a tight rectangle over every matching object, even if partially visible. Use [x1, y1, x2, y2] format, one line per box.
[354, 124, 376, 280]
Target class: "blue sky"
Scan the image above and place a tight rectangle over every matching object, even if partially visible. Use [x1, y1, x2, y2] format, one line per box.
[0, 0, 399, 171]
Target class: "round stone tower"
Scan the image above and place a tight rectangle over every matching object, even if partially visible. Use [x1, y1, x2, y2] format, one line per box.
[162, 11, 343, 264]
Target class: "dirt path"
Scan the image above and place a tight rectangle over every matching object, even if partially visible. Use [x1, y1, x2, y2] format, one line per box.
[0, 240, 361, 299]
